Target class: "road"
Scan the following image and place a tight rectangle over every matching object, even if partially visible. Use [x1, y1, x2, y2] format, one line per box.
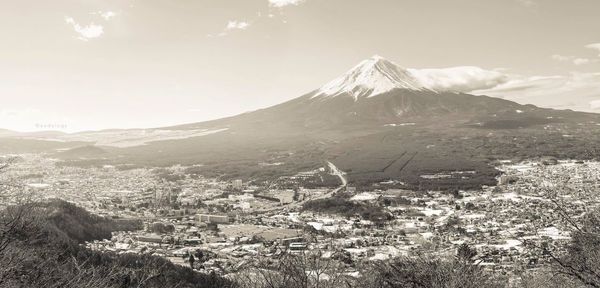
[252, 161, 347, 214]
[327, 161, 347, 187]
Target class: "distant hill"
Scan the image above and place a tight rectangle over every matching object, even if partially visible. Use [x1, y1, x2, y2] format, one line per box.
[0, 137, 87, 154]
[0, 128, 17, 137]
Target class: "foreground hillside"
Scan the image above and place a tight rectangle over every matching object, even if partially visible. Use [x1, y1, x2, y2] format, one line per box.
[0, 199, 234, 288]
[1, 200, 600, 287]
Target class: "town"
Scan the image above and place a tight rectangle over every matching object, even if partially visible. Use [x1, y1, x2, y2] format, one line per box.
[1, 153, 597, 280]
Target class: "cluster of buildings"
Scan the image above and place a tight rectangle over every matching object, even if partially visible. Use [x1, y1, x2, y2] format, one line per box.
[3, 154, 600, 279]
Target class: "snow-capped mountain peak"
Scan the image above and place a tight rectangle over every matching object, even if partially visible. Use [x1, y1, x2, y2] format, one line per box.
[313, 55, 431, 100]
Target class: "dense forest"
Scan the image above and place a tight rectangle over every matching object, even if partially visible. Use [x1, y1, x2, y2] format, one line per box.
[301, 196, 392, 223]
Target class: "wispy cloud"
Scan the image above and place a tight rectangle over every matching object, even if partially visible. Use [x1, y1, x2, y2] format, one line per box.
[590, 99, 600, 110]
[515, 0, 537, 7]
[474, 72, 600, 112]
[574, 58, 594, 65]
[89, 11, 118, 20]
[226, 20, 250, 30]
[208, 20, 251, 37]
[552, 54, 597, 65]
[268, 0, 306, 8]
[99, 11, 117, 20]
[585, 43, 600, 57]
[551, 54, 571, 62]
[65, 17, 104, 41]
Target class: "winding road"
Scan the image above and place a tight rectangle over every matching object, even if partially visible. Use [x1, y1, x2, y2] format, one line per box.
[327, 160, 347, 190]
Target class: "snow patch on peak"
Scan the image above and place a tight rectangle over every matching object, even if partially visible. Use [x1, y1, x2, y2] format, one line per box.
[313, 55, 431, 100]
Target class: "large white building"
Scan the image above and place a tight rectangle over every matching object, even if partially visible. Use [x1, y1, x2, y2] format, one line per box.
[196, 214, 230, 224]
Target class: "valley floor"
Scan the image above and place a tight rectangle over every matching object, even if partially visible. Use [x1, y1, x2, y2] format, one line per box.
[2, 154, 599, 282]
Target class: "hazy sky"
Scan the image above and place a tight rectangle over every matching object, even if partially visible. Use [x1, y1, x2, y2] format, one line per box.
[2, 0, 600, 132]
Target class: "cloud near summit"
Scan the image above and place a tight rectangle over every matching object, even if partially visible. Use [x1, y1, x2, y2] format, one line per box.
[409, 65, 600, 113]
[473, 72, 600, 112]
[409, 66, 508, 93]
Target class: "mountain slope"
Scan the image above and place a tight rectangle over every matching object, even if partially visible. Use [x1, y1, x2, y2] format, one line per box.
[5, 56, 600, 190]
[172, 56, 593, 132]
